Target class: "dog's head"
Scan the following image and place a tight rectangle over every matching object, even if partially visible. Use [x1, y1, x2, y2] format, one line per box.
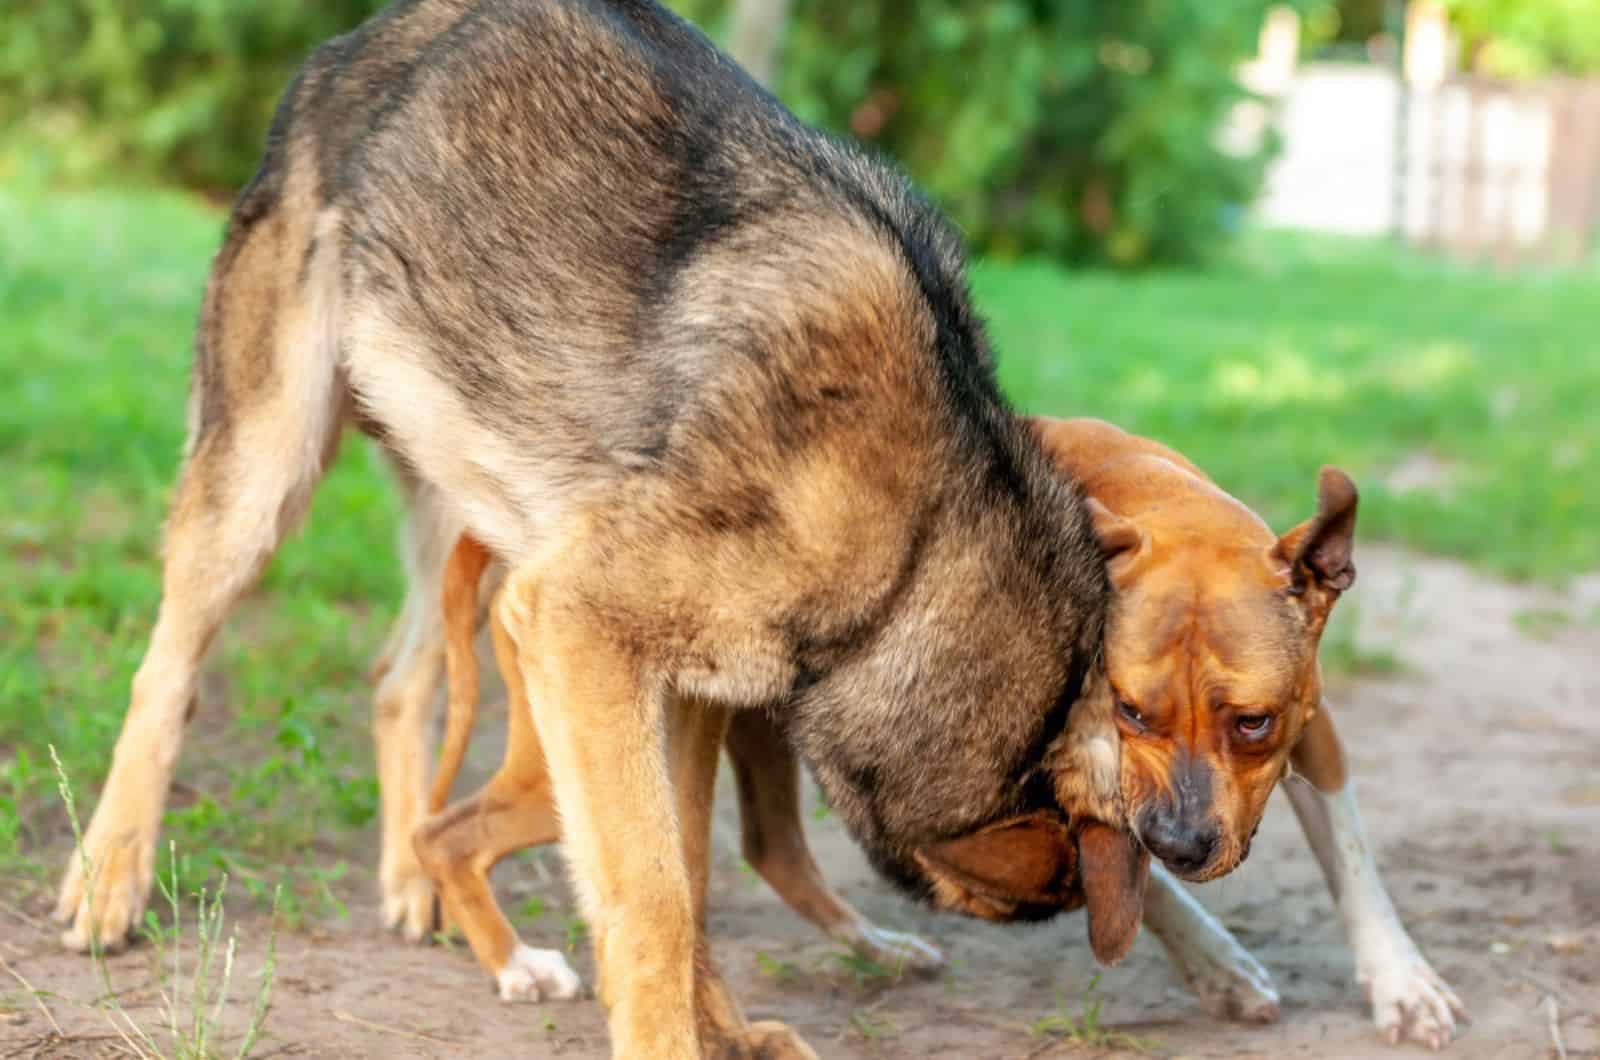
[787, 431, 1158, 958]
[909, 669, 1153, 964]
[1084, 464, 1358, 882]
[788, 420, 1136, 930]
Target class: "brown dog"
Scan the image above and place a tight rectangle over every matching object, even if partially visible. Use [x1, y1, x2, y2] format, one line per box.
[1031, 418, 1464, 1049]
[424, 417, 1465, 1050]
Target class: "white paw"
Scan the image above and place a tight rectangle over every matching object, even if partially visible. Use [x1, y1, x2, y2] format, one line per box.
[496, 944, 583, 1003]
[853, 923, 947, 977]
[1170, 932, 1281, 1024]
[1360, 943, 1466, 1051]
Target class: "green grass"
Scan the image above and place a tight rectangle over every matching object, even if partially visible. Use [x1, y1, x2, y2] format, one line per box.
[1, 187, 397, 902]
[982, 232, 1600, 580]
[2, 184, 1596, 892]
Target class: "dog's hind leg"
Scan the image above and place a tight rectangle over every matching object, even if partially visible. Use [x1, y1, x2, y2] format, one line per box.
[1284, 705, 1465, 1049]
[413, 603, 579, 1002]
[369, 470, 461, 941]
[724, 711, 946, 976]
[55, 197, 345, 953]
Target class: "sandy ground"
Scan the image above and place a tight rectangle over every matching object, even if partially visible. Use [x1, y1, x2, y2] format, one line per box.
[4, 545, 1598, 1059]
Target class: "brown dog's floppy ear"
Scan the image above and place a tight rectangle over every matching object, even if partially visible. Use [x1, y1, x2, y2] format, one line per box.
[1086, 497, 1145, 580]
[1275, 467, 1358, 595]
[1078, 821, 1151, 966]
[915, 813, 1078, 919]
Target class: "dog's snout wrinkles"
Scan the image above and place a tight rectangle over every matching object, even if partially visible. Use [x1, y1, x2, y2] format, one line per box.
[1140, 812, 1219, 875]
[1138, 751, 1220, 874]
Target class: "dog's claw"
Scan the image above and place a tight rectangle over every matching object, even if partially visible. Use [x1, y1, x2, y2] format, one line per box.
[1362, 945, 1464, 1050]
[1182, 945, 1281, 1025]
[495, 944, 582, 1002]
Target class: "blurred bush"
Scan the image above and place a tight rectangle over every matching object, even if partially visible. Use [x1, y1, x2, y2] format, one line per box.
[686, 0, 1296, 264]
[2, 0, 1297, 264]
[0, 1, 384, 189]
[1444, 0, 1600, 79]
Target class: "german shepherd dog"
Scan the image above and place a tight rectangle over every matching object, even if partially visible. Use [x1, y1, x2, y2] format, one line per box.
[58, 0, 1133, 1054]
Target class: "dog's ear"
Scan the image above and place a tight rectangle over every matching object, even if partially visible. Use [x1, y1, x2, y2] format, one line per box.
[1021, 416, 1146, 578]
[914, 813, 1078, 919]
[1086, 497, 1145, 582]
[1078, 821, 1150, 966]
[1274, 467, 1357, 597]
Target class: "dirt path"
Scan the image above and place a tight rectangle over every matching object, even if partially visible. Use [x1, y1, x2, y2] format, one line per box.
[5, 547, 1597, 1058]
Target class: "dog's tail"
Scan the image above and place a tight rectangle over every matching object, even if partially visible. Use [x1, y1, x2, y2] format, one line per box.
[429, 533, 494, 815]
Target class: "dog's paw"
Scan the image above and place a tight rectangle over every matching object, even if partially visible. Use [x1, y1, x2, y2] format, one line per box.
[710, 1020, 819, 1060]
[1165, 927, 1280, 1023]
[379, 849, 439, 943]
[850, 922, 946, 978]
[1186, 954, 1280, 1024]
[495, 944, 583, 1003]
[1360, 944, 1466, 1050]
[54, 832, 153, 954]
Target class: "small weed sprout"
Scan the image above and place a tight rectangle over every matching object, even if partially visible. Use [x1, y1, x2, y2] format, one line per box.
[826, 946, 909, 986]
[849, 1004, 897, 1041]
[755, 951, 800, 984]
[51, 746, 280, 1059]
[565, 914, 590, 954]
[1030, 974, 1152, 1053]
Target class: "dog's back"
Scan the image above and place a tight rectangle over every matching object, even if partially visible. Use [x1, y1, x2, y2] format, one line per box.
[213, 0, 1011, 558]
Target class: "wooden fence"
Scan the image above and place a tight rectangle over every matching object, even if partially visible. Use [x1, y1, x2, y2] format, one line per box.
[1401, 76, 1600, 266]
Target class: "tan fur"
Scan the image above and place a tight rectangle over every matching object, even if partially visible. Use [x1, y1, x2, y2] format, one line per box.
[719, 420, 1449, 1042]
[1029, 417, 1357, 882]
[55, 165, 348, 952]
[60, 9, 1121, 1056]
[417, 533, 815, 1057]
[416, 404, 1355, 990]
[429, 534, 494, 816]
[418, 414, 1461, 1048]
[423, 530, 1143, 986]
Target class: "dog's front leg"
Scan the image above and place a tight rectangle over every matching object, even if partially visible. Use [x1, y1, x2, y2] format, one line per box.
[499, 565, 698, 1058]
[1141, 863, 1281, 1023]
[724, 710, 945, 975]
[1286, 706, 1466, 1049]
[671, 704, 818, 1060]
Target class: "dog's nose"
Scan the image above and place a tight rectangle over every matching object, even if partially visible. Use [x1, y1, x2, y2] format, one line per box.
[1139, 815, 1219, 876]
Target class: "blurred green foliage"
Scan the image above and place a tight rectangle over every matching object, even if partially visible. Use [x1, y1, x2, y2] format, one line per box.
[1444, 0, 1600, 79]
[686, 0, 1299, 265]
[0, 1, 382, 188]
[5, 0, 1291, 264]
[5, 2, 1595, 260]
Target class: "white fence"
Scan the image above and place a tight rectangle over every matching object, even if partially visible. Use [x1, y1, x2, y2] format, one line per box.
[1249, 62, 1600, 264]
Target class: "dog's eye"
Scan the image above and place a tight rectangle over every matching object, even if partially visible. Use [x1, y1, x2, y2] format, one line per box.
[1235, 714, 1273, 740]
[1116, 699, 1145, 729]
